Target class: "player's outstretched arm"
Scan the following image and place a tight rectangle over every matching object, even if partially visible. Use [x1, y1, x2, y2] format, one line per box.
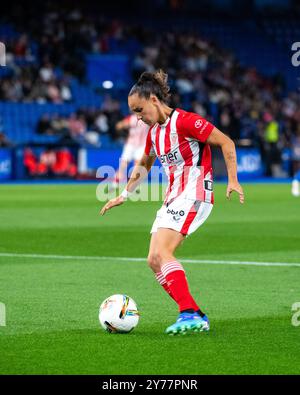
[206, 127, 244, 204]
[100, 153, 156, 216]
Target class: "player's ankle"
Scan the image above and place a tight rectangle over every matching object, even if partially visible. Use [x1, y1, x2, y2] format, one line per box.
[196, 309, 206, 318]
[180, 308, 195, 314]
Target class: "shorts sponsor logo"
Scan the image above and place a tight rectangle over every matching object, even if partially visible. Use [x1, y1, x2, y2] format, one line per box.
[167, 208, 185, 222]
[167, 209, 185, 216]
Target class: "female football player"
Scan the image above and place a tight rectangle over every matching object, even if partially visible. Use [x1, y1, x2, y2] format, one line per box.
[100, 70, 244, 335]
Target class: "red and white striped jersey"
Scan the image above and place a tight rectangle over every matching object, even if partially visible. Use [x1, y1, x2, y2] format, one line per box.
[144, 108, 215, 205]
[125, 114, 149, 148]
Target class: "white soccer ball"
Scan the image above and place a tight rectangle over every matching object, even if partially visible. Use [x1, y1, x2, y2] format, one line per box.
[99, 294, 140, 334]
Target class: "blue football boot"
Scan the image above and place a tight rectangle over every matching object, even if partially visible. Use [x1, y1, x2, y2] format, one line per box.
[198, 314, 210, 332]
[165, 312, 208, 335]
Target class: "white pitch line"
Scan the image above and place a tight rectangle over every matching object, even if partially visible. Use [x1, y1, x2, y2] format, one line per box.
[0, 252, 299, 268]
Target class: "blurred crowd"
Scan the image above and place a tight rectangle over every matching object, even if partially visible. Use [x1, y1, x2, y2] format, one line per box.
[0, 63, 73, 103]
[24, 147, 77, 177]
[131, 30, 300, 176]
[0, 2, 300, 177]
[35, 95, 125, 147]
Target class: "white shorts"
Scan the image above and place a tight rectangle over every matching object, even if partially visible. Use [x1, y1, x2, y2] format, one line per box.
[150, 197, 213, 236]
[121, 144, 144, 162]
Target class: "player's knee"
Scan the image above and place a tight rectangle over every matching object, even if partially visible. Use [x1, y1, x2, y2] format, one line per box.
[147, 253, 162, 271]
[155, 245, 174, 264]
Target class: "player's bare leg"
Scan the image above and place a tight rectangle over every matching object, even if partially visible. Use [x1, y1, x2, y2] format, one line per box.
[147, 228, 209, 334]
[147, 231, 183, 299]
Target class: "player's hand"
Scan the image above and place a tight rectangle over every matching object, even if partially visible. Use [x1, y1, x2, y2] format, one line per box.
[100, 196, 125, 216]
[226, 181, 244, 204]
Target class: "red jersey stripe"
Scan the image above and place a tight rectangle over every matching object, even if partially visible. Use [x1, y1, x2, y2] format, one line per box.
[173, 115, 193, 199]
[148, 108, 214, 205]
[180, 203, 198, 235]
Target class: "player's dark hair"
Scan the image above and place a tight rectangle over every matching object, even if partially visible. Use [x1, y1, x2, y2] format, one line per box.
[129, 69, 171, 104]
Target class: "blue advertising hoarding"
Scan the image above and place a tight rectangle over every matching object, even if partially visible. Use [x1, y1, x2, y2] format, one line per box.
[0, 149, 12, 180]
[236, 147, 263, 178]
[85, 147, 263, 181]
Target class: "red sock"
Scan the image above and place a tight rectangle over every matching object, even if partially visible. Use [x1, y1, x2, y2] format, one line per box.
[155, 272, 175, 299]
[155, 269, 203, 313]
[161, 261, 196, 312]
[155, 271, 201, 311]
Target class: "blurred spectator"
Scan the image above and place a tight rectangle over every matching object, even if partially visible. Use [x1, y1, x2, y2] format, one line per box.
[39, 62, 55, 82]
[24, 148, 40, 176]
[46, 80, 62, 103]
[40, 148, 57, 172]
[36, 114, 53, 135]
[101, 96, 123, 141]
[69, 113, 87, 138]
[51, 148, 77, 177]
[261, 113, 282, 177]
[36, 111, 103, 146]
[94, 111, 109, 134]
[23, 147, 54, 176]
[60, 79, 72, 102]
[2, 3, 300, 179]
[51, 115, 69, 135]
[14, 34, 29, 57]
[23, 147, 77, 177]
[0, 61, 73, 103]
[66, 112, 100, 147]
[36, 114, 69, 136]
[0, 132, 13, 147]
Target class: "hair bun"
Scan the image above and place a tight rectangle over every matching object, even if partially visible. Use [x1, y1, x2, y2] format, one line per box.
[129, 69, 170, 104]
[138, 72, 156, 84]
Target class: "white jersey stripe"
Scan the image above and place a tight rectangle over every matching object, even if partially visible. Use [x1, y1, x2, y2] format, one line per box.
[159, 124, 166, 159]
[151, 108, 214, 205]
[151, 124, 159, 156]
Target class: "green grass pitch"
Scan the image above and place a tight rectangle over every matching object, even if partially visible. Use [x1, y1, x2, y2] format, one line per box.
[0, 182, 299, 374]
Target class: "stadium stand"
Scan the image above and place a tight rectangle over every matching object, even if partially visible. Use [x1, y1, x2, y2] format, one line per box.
[0, 0, 299, 179]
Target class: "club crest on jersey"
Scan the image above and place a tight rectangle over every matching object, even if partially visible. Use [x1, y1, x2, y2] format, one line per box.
[170, 134, 177, 144]
[194, 119, 203, 129]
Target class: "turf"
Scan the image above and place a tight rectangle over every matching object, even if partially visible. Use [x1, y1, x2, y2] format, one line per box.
[0, 183, 300, 374]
